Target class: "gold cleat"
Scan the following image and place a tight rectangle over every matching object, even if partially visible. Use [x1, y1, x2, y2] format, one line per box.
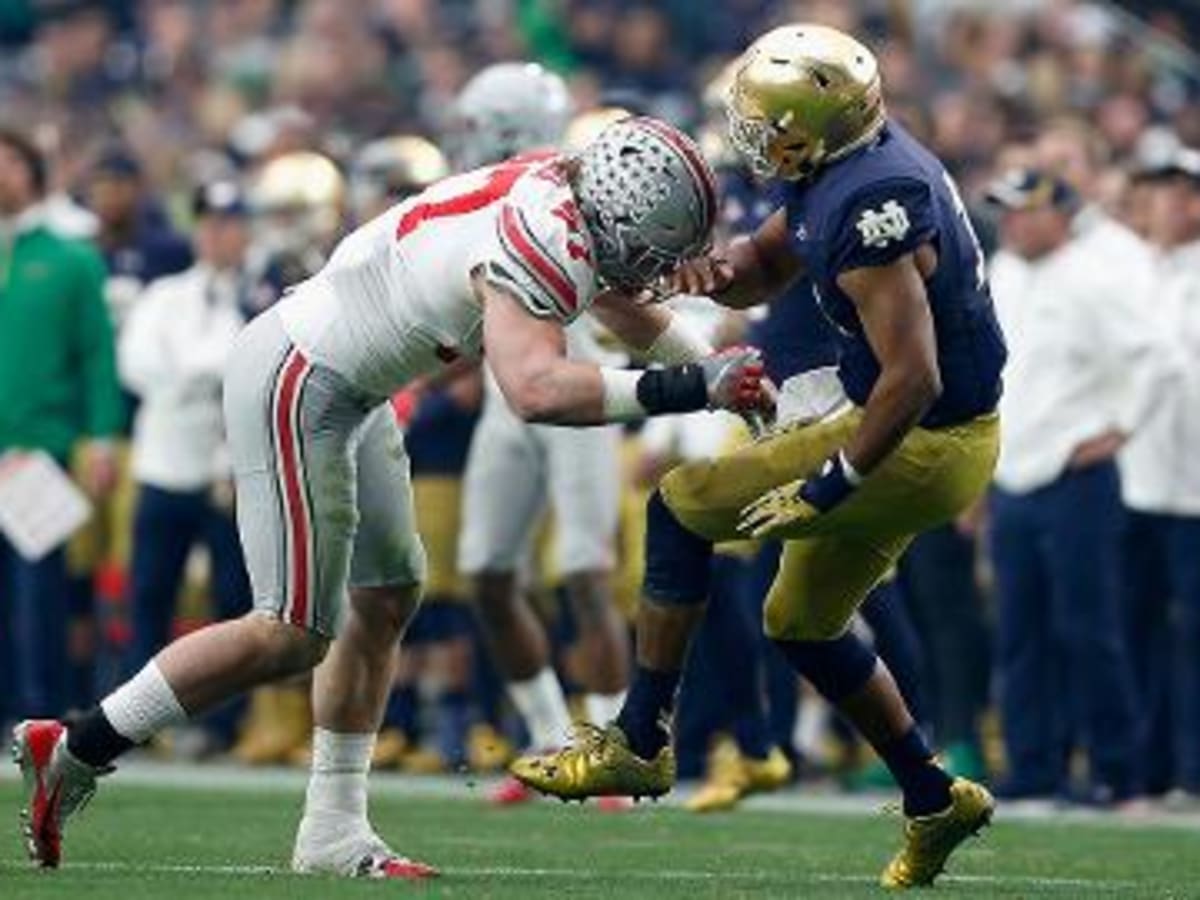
[880, 777, 995, 889]
[745, 746, 794, 793]
[687, 739, 794, 813]
[509, 722, 675, 801]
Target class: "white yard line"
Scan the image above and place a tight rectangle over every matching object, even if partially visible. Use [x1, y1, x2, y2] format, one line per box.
[0, 858, 1141, 891]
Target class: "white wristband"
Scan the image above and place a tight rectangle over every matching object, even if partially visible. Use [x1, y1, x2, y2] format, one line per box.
[600, 368, 647, 422]
[644, 315, 713, 366]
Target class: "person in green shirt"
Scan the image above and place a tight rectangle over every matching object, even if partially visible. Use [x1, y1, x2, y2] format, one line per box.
[0, 127, 121, 723]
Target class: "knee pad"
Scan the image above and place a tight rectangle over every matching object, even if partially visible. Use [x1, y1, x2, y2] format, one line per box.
[643, 490, 712, 606]
[771, 632, 877, 702]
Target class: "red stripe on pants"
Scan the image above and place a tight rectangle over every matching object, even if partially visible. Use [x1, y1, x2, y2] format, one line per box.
[275, 349, 312, 628]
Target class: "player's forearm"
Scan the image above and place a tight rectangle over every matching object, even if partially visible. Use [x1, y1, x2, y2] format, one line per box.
[503, 354, 764, 427]
[590, 292, 674, 351]
[500, 357, 608, 425]
[844, 363, 941, 475]
[712, 234, 800, 310]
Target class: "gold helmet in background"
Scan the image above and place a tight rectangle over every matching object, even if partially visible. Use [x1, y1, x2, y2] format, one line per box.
[727, 24, 885, 181]
[350, 136, 448, 222]
[249, 150, 346, 266]
[562, 106, 631, 154]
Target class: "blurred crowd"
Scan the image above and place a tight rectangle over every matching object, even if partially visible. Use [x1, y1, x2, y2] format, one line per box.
[1, 0, 1200, 810]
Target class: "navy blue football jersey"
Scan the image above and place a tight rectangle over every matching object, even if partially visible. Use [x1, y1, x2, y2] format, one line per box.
[720, 169, 839, 382]
[780, 121, 1006, 427]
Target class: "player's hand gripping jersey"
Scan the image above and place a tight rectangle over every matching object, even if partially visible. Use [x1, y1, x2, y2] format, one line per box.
[279, 152, 595, 398]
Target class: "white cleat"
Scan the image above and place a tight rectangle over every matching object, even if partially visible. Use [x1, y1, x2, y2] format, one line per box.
[292, 813, 438, 880]
[11, 720, 106, 868]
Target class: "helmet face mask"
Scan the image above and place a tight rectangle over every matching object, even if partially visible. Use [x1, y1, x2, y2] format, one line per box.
[727, 23, 886, 182]
[573, 117, 717, 291]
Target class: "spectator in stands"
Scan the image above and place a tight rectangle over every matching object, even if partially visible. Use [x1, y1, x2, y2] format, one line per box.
[0, 126, 121, 724]
[86, 146, 191, 331]
[117, 180, 262, 753]
[1119, 148, 1200, 803]
[985, 168, 1176, 805]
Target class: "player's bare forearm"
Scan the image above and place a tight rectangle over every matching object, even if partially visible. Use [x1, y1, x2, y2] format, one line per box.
[837, 252, 942, 475]
[479, 277, 610, 424]
[590, 291, 674, 350]
[845, 363, 939, 473]
[712, 209, 805, 310]
[662, 210, 803, 310]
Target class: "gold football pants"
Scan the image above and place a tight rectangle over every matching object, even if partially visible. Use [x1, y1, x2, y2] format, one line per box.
[659, 409, 999, 641]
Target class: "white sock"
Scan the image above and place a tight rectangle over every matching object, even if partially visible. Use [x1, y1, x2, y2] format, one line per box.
[304, 728, 375, 821]
[508, 668, 572, 750]
[584, 691, 626, 726]
[100, 661, 187, 744]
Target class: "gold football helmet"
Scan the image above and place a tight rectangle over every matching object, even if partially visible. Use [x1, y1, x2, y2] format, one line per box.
[350, 135, 448, 221]
[562, 106, 631, 154]
[250, 150, 346, 277]
[727, 24, 885, 181]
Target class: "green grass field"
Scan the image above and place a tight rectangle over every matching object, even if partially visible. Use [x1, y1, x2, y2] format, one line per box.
[2, 772, 1199, 899]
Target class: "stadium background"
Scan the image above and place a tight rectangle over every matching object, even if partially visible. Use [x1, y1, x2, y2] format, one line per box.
[2, 0, 1200, 896]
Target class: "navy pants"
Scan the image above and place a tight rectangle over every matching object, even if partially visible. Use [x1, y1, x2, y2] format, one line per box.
[990, 463, 1139, 798]
[127, 484, 251, 672]
[899, 526, 990, 748]
[0, 539, 69, 722]
[127, 485, 252, 741]
[1123, 511, 1200, 794]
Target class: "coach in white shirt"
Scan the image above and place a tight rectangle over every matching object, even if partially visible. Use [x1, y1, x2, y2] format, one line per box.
[118, 181, 263, 712]
[984, 168, 1176, 804]
[1119, 149, 1200, 800]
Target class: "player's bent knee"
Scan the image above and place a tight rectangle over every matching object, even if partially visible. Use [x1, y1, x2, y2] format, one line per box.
[350, 580, 424, 640]
[763, 582, 857, 643]
[770, 632, 877, 703]
[643, 490, 712, 606]
[243, 612, 330, 677]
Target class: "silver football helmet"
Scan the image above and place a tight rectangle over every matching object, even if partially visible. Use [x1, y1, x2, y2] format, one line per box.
[573, 117, 718, 291]
[450, 62, 573, 169]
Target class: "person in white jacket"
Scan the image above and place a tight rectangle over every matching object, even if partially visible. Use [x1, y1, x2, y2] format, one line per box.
[1119, 148, 1200, 802]
[984, 167, 1178, 805]
[117, 181, 263, 746]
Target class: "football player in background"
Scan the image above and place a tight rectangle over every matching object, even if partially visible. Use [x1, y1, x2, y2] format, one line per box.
[451, 65, 635, 806]
[14, 117, 769, 879]
[513, 25, 1007, 889]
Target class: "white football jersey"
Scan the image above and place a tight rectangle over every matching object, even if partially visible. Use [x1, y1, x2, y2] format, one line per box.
[278, 152, 598, 398]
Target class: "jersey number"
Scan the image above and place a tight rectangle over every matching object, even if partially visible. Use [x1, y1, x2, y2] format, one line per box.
[941, 171, 987, 290]
[395, 153, 556, 240]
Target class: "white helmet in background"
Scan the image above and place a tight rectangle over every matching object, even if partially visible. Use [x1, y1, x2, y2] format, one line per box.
[450, 62, 573, 169]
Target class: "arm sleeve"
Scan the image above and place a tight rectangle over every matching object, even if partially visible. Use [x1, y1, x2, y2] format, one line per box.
[479, 196, 596, 324]
[73, 243, 123, 439]
[826, 178, 938, 276]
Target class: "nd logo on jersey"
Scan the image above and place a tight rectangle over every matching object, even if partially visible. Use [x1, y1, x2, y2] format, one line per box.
[856, 200, 910, 248]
